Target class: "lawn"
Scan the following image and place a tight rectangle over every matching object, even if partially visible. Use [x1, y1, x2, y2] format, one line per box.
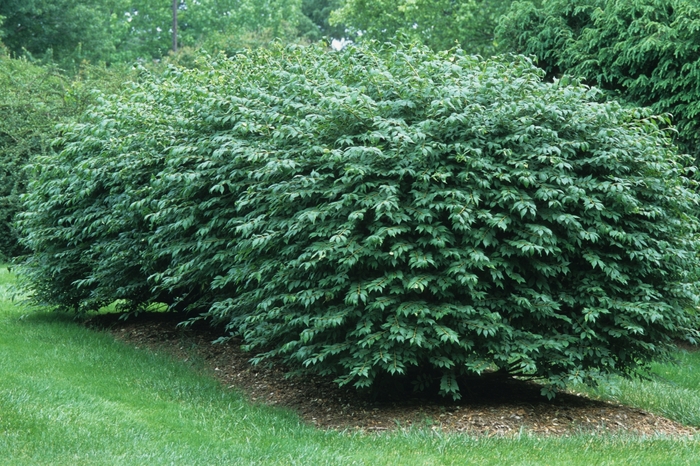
[1, 265, 698, 465]
[577, 349, 700, 429]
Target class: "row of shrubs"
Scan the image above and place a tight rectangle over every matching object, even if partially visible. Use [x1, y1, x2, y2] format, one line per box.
[18, 42, 700, 398]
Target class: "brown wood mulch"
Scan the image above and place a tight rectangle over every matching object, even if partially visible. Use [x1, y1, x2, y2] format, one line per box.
[86, 312, 697, 437]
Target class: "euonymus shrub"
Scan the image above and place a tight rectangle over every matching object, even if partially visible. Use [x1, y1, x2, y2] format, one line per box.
[497, 0, 700, 160]
[18, 43, 700, 398]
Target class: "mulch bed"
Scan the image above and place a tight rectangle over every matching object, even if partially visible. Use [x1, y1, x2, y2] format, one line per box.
[86, 312, 697, 437]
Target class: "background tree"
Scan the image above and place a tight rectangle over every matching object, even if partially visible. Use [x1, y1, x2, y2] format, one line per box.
[497, 0, 700, 160]
[0, 0, 315, 67]
[0, 0, 128, 68]
[298, 0, 346, 41]
[0, 14, 6, 46]
[107, 0, 299, 62]
[330, 0, 513, 55]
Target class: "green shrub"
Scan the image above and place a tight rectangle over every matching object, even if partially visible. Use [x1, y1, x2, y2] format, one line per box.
[0, 57, 67, 260]
[0, 57, 134, 262]
[496, 0, 700, 160]
[18, 43, 700, 398]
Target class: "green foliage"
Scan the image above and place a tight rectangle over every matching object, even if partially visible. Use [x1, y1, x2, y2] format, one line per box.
[117, 0, 308, 61]
[18, 43, 700, 398]
[0, 57, 131, 261]
[0, 14, 6, 47]
[0, 58, 58, 260]
[497, 0, 700, 159]
[299, 0, 347, 41]
[0, 0, 128, 69]
[0, 0, 313, 67]
[330, 0, 513, 55]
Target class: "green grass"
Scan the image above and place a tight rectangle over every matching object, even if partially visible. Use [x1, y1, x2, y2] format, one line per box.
[576, 350, 700, 428]
[1, 265, 699, 465]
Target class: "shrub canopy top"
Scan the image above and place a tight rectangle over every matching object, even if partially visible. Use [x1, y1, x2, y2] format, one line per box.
[18, 42, 700, 398]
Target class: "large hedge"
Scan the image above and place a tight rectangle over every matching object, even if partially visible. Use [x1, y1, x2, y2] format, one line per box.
[18, 43, 700, 398]
[497, 0, 700, 159]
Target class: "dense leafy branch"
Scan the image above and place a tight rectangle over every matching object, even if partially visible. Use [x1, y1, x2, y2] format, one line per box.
[0, 0, 324, 67]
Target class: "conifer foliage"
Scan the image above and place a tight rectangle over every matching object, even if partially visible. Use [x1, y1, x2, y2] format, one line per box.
[18, 43, 700, 398]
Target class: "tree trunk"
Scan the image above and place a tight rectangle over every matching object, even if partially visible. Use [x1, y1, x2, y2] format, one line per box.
[172, 0, 178, 52]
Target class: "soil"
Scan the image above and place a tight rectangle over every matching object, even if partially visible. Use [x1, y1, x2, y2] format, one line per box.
[86, 312, 697, 437]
